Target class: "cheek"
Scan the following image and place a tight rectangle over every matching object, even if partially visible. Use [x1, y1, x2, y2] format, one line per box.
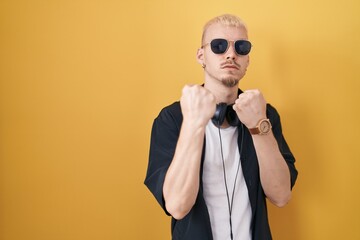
[240, 57, 250, 69]
[203, 57, 215, 68]
[245, 56, 250, 67]
[204, 53, 223, 65]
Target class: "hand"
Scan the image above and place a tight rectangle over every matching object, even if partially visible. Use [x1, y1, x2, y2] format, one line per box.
[233, 89, 267, 128]
[180, 84, 216, 127]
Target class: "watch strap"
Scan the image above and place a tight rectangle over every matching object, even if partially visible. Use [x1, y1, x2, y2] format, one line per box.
[249, 127, 261, 135]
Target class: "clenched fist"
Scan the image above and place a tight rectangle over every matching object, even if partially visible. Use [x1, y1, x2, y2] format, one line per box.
[180, 85, 216, 128]
[233, 89, 267, 128]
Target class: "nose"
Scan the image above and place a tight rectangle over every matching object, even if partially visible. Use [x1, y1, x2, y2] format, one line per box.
[226, 43, 237, 60]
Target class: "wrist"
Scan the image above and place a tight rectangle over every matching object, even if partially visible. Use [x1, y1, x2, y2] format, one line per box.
[248, 118, 272, 135]
[181, 118, 207, 132]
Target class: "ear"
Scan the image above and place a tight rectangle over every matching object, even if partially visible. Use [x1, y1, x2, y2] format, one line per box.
[196, 48, 205, 66]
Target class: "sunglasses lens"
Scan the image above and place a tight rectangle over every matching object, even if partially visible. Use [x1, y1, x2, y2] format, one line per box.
[210, 39, 228, 54]
[235, 40, 252, 55]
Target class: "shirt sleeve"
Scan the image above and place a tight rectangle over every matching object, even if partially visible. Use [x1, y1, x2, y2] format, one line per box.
[144, 102, 182, 215]
[267, 104, 298, 189]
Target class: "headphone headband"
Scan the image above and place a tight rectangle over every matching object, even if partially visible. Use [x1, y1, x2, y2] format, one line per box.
[211, 103, 240, 127]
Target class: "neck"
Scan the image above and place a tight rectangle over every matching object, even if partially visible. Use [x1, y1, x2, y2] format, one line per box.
[204, 80, 239, 104]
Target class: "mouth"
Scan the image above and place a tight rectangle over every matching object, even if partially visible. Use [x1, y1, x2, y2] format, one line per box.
[221, 65, 239, 70]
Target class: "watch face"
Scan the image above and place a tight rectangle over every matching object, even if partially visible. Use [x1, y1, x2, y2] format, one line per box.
[259, 120, 271, 134]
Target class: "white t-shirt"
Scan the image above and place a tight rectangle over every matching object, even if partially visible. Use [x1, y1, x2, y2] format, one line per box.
[203, 121, 252, 240]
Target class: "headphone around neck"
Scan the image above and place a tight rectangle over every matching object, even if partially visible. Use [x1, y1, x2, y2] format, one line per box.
[211, 102, 244, 240]
[212, 103, 241, 127]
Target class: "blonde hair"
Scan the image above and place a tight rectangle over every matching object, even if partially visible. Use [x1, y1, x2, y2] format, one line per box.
[201, 14, 248, 45]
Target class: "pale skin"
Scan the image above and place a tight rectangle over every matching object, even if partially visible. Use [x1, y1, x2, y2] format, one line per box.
[163, 22, 291, 220]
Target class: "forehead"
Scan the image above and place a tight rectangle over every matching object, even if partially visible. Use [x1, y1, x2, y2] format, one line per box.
[204, 22, 248, 42]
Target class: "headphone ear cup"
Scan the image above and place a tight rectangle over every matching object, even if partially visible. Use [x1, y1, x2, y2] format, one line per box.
[212, 103, 227, 127]
[226, 105, 240, 127]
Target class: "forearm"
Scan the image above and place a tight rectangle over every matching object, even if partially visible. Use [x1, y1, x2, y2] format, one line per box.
[252, 133, 291, 207]
[163, 121, 205, 219]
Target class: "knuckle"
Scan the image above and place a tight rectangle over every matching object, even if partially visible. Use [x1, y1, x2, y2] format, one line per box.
[182, 85, 189, 93]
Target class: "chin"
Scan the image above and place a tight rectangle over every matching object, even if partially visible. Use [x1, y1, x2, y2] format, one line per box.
[221, 78, 239, 88]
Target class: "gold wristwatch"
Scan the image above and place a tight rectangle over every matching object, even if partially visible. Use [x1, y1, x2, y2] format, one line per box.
[249, 118, 272, 135]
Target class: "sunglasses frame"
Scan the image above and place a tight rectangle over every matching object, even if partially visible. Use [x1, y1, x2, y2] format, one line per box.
[202, 38, 252, 56]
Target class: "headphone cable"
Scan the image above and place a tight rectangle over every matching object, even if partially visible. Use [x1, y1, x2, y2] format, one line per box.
[217, 121, 244, 240]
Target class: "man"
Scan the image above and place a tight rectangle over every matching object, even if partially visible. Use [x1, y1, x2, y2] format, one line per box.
[144, 14, 298, 240]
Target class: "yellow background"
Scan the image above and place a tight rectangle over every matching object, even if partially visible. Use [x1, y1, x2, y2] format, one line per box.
[1, 0, 359, 239]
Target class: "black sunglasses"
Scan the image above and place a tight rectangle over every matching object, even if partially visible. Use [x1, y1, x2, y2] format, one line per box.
[202, 38, 252, 56]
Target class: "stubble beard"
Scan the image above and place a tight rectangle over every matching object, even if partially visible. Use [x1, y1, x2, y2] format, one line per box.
[221, 77, 240, 88]
[204, 65, 244, 88]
